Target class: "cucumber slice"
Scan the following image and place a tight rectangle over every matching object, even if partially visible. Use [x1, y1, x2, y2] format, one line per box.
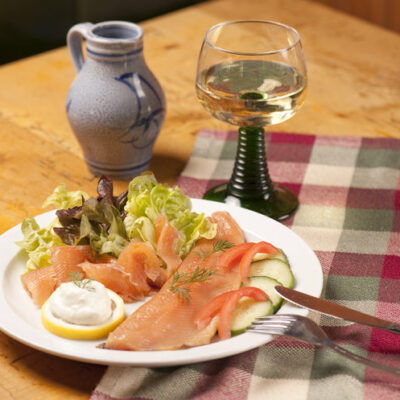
[243, 276, 283, 310]
[231, 298, 274, 335]
[253, 248, 288, 264]
[249, 259, 294, 289]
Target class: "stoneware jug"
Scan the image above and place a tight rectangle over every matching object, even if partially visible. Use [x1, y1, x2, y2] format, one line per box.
[66, 21, 165, 179]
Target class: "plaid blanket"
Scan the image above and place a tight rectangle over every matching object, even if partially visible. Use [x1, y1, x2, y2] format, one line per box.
[91, 130, 400, 400]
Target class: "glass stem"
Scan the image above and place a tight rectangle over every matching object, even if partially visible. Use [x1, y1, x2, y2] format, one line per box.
[227, 127, 273, 200]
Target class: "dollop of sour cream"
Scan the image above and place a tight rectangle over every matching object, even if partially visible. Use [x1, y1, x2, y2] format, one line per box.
[49, 280, 112, 325]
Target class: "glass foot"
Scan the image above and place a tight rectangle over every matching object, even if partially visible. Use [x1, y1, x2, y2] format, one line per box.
[203, 183, 298, 221]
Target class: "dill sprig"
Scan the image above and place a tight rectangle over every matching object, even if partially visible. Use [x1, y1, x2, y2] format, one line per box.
[195, 239, 234, 260]
[213, 239, 235, 253]
[69, 271, 95, 292]
[169, 266, 217, 303]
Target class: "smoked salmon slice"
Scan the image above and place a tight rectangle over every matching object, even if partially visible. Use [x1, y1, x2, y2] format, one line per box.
[210, 211, 245, 245]
[21, 245, 93, 306]
[106, 211, 245, 351]
[22, 240, 166, 306]
[80, 262, 144, 302]
[117, 241, 167, 293]
[50, 245, 93, 283]
[21, 266, 58, 307]
[80, 239, 169, 302]
[155, 214, 182, 276]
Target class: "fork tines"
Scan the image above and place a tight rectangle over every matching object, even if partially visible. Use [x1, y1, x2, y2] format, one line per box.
[255, 314, 298, 321]
[247, 314, 297, 335]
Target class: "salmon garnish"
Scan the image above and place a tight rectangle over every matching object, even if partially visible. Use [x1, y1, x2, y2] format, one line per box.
[21, 266, 58, 307]
[80, 262, 144, 302]
[106, 211, 245, 351]
[210, 211, 245, 244]
[117, 241, 167, 293]
[50, 245, 93, 283]
[155, 214, 182, 275]
[21, 245, 93, 306]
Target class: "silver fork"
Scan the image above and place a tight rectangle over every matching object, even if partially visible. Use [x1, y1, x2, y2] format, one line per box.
[247, 314, 400, 376]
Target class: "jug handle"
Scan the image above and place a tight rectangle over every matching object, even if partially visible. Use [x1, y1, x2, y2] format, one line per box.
[67, 23, 93, 72]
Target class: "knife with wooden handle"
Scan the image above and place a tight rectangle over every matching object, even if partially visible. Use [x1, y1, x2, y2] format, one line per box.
[275, 285, 400, 334]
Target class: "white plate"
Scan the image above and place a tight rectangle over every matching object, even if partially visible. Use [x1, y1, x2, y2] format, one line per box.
[0, 199, 322, 366]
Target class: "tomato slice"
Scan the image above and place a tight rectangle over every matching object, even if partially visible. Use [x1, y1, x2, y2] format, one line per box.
[195, 286, 269, 339]
[218, 242, 255, 271]
[218, 287, 269, 340]
[194, 291, 234, 330]
[239, 241, 280, 282]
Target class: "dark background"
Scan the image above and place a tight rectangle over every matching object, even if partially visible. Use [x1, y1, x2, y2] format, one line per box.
[2, 0, 397, 65]
[0, 0, 204, 65]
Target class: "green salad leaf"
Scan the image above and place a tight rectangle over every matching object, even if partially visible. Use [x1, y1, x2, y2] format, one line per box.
[17, 173, 216, 269]
[54, 178, 129, 258]
[18, 177, 129, 269]
[124, 172, 217, 257]
[16, 218, 64, 270]
[42, 183, 88, 209]
[124, 215, 156, 247]
[170, 210, 217, 256]
[16, 182, 89, 270]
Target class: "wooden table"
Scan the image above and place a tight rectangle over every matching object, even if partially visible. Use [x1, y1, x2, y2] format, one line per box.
[0, 0, 399, 398]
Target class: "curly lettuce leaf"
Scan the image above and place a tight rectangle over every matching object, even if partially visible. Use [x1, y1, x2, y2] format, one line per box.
[171, 210, 217, 256]
[55, 197, 129, 257]
[88, 200, 130, 257]
[124, 215, 156, 247]
[77, 213, 128, 256]
[125, 172, 191, 220]
[17, 177, 129, 269]
[124, 172, 217, 256]
[163, 188, 192, 221]
[42, 184, 88, 209]
[128, 171, 158, 198]
[16, 218, 64, 270]
[17, 173, 215, 270]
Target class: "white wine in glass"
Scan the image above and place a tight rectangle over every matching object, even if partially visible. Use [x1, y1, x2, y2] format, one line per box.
[196, 20, 307, 220]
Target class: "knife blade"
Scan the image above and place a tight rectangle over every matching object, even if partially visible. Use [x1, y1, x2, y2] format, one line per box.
[275, 285, 400, 335]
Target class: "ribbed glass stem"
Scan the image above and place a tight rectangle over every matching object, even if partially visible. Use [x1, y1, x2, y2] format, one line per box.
[227, 127, 272, 199]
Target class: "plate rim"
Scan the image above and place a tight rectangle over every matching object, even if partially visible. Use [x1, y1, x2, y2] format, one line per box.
[0, 199, 323, 366]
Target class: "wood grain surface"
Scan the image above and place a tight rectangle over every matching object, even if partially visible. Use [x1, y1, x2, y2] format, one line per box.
[311, 0, 400, 33]
[0, 0, 399, 398]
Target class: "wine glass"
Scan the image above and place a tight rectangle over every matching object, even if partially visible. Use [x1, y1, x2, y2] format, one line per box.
[196, 20, 307, 220]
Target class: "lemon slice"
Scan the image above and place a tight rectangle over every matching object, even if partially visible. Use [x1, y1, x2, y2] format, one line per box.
[41, 289, 125, 340]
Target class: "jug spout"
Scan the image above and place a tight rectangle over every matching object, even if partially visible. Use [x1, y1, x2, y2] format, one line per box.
[68, 21, 144, 72]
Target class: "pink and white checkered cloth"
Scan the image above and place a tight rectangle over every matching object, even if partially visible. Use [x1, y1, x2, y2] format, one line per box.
[92, 130, 400, 400]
